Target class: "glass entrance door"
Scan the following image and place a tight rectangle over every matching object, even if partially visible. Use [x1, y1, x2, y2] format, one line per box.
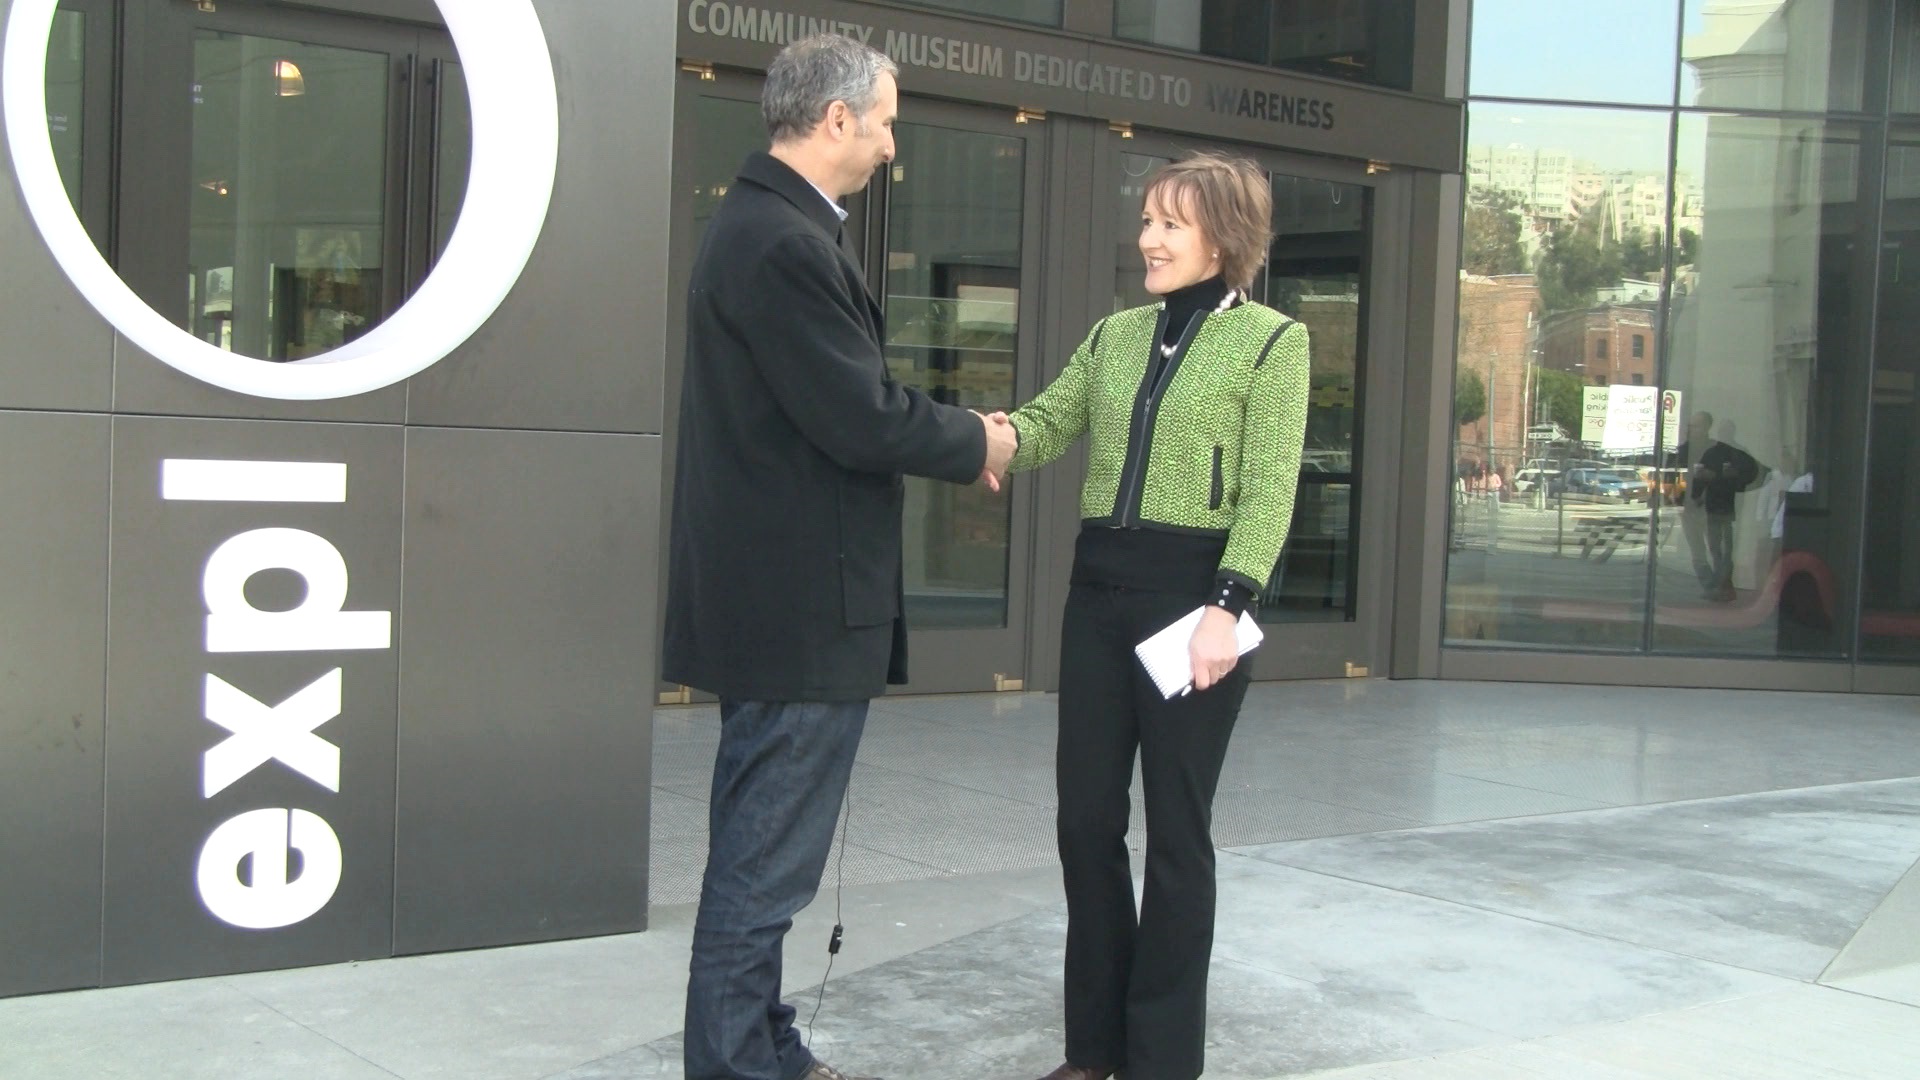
[1103, 135, 1402, 680]
[874, 100, 1045, 694]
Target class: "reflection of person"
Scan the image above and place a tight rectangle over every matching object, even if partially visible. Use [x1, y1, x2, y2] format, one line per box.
[1670, 411, 1761, 601]
[1763, 449, 1814, 559]
[662, 35, 1016, 1080]
[992, 152, 1310, 1080]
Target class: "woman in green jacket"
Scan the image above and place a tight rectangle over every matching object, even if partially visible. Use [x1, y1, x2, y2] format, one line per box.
[996, 152, 1310, 1080]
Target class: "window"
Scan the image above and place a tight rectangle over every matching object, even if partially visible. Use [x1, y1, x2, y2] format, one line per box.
[1596, 338, 1608, 359]
[75, 8, 471, 365]
[45, 0, 112, 252]
[1856, 136, 1920, 661]
[1117, 0, 1415, 91]
[903, 0, 1061, 25]
[1632, 334, 1645, 358]
[1632, 373, 1644, 385]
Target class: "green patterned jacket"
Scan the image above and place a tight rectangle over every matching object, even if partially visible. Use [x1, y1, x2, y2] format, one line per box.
[1007, 299, 1310, 590]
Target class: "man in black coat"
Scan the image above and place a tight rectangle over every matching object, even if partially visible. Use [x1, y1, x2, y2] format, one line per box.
[664, 34, 1017, 1080]
[1671, 410, 1762, 602]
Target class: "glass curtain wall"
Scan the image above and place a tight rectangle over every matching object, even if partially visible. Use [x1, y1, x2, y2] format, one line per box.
[1447, 0, 1909, 667]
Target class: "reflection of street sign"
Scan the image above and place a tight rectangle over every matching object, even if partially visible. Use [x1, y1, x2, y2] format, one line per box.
[1661, 388, 1683, 449]
[1581, 386, 1608, 443]
[1602, 385, 1658, 453]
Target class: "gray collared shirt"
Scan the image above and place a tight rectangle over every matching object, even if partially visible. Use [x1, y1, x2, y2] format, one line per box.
[807, 179, 849, 223]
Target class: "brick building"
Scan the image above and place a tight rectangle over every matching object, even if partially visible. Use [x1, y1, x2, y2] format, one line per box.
[1456, 272, 1541, 475]
[1540, 302, 1660, 388]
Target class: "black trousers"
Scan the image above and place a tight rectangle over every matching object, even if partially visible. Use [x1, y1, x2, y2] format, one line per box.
[1057, 583, 1251, 1080]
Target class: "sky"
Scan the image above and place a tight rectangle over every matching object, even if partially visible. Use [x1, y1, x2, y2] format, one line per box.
[1470, 0, 1687, 107]
[1466, 1, 1749, 178]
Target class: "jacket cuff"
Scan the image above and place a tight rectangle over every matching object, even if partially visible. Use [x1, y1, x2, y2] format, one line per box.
[1209, 574, 1260, 618]
[1006, 415, 1029, 472]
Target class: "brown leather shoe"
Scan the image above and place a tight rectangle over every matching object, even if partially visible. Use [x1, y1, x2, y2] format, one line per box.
[1035, 1065, 1116, 1080]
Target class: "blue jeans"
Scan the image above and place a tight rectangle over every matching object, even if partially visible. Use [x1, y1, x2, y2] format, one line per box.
[684, 699, 869, 1080]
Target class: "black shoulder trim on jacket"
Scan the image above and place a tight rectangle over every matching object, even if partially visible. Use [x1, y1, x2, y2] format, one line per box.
[1252, 318, 1293, 370]
[1090, 316, 1109, 358]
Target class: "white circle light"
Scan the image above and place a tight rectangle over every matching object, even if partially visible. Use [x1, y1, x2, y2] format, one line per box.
[2, 0, 559, 400]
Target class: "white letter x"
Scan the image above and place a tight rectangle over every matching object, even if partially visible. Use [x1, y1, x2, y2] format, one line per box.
[203, 670, 342, 797]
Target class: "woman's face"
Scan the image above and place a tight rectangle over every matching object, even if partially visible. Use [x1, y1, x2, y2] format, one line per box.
[1140, 188, 1218, 296]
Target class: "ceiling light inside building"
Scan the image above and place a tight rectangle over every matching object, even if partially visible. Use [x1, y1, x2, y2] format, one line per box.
[274, 59, 305, 97]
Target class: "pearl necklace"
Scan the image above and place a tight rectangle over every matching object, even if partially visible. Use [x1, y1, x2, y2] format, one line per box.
[1159, 289, 1243, 360]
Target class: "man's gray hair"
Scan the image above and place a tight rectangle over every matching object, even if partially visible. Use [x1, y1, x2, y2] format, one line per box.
[762, 34, 898, 143]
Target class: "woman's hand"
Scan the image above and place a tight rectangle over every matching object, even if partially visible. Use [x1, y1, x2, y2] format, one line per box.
[1188, 606, 1240, 692]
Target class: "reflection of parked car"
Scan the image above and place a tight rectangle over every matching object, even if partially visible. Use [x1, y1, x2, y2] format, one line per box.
[1642, 466, 1688, 505]
[1604, 467, 1651, 502]
[1564, 468, 1632, 501]
[1512, 466, 1562, 494]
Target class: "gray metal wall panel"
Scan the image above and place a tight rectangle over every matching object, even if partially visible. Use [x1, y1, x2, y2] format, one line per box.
[112, 335, 410, 424]
[1854, 665, 1920, 696]
[0, 53, 114, 412]
[0, 411, 110, 997]
[1439, 648, 1856, 694]
[100, 416, 405, 985]
[403, 0, 673, 436]
[393, 427, 657, 954]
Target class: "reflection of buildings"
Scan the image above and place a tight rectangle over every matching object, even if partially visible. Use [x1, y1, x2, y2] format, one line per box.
[1456, 272, 1540, 473]
[1468, 143, 1575, 227]
[1540, 302, 1659, 388]
[1604, 171, 1702, 242]
[1468, 142, 1704, 259]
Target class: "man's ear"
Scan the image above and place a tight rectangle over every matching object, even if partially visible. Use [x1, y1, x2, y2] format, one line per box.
[821, 100, 847, 140]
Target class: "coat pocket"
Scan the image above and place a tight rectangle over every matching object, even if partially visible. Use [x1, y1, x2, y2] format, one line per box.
[1209, 445, 1225, 511]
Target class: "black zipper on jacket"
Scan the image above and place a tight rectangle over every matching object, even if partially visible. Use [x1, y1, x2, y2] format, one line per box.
[1210, 445, 1225, 510]
[1113, 306, 1207, 525]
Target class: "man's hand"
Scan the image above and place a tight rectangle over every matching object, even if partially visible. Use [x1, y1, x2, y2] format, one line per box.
[1189, 606, 1240, 692]
[976, 410, 1016, 492]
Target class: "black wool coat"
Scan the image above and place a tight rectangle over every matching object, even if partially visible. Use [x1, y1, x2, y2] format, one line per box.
[662, 152, 986, 701]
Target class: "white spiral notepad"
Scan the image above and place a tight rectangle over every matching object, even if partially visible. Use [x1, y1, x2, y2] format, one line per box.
[1134, 607, 1265, 699]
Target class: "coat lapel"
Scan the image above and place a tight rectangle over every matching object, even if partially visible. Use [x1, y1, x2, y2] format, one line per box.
[737, 152, 884, 333]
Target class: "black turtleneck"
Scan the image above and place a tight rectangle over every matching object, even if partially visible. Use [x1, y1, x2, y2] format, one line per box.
[1159, 275, 1232, 351]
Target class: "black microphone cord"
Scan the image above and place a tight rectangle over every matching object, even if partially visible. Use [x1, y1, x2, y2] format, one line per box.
[805, 774, 852, 1047]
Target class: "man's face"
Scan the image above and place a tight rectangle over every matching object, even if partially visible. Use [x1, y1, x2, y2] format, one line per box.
[840, 72, 897, 193]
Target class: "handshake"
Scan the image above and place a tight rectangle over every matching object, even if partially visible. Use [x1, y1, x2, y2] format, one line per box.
[975, 410, 1016, 492]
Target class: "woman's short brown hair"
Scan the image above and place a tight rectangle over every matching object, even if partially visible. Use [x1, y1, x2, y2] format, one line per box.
[1142, 152, 1274, 291]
